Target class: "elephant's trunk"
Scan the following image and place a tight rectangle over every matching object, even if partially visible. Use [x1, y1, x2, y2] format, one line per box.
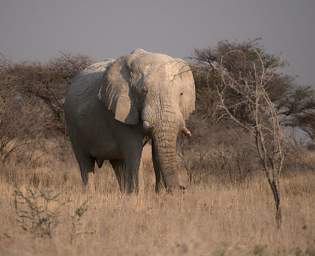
[152, 122, 184, 191]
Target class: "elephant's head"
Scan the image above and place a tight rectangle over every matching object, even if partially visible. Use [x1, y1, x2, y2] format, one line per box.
[98, 49, 195, 191]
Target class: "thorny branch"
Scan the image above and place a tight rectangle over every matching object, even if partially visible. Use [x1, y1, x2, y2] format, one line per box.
[206, 49, 284, 227]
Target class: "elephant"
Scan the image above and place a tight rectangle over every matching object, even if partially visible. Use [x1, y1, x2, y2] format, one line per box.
[64, 48, 195, 193]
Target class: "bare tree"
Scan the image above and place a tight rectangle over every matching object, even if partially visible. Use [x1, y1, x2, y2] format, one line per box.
[197, 49, 284, 227]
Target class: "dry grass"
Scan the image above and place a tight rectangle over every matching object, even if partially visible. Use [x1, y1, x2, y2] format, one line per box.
[0, 154, 314, 256]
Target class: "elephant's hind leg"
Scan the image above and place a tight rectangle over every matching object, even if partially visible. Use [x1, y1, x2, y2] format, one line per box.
[75, 153, 96, 192]
[110, 160, 135, 193]
[79, 160, 95, 184]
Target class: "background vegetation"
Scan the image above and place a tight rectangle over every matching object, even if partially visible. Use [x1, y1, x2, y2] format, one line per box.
[0, 40, 314, 255]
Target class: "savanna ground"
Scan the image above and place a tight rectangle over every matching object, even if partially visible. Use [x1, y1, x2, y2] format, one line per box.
[0, 144, 314, 256]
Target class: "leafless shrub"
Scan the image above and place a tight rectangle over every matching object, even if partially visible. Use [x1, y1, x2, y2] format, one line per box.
[14, 187, 64, 238]
[179, 122, 258, 185]
[8, 54, 92, 134]
[294, 112, 315, 141]
[70, 200, 94, 243]
[205, 49, 284, 226]
[0, 53, 92, 163]
[284, 138, 315, 173]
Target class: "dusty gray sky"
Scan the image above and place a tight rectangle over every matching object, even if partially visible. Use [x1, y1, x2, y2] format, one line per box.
[0, 0, 314, 84]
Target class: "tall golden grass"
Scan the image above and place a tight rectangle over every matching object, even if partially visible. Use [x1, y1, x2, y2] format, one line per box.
[0, 152, 314, 256]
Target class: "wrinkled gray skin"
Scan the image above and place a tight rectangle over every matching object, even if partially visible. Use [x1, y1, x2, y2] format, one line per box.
[64, 49, 195, 193]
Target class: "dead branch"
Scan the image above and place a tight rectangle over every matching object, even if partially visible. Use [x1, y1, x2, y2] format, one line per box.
[211, 49, 284, 227]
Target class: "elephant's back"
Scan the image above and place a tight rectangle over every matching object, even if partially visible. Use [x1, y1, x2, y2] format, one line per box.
[81, 59, 115, 75]
[66, 60, 114, 100]
[64, 59, 115, 115]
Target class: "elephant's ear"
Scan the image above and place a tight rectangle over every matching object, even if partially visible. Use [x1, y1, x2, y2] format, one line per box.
[174, 59, 196, 120]
[98, 57, 139, 125]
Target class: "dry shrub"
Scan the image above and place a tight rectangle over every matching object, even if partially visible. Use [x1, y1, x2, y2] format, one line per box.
[0, 53, 92, 164]
[284, 139, 315, 174]
[14, 187, 63, 238]
[181, 117, 259, 185]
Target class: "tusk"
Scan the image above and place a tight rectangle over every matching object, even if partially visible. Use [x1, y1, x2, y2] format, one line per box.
[143, 121, 151, 130]
[182, 127, 192, 137]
